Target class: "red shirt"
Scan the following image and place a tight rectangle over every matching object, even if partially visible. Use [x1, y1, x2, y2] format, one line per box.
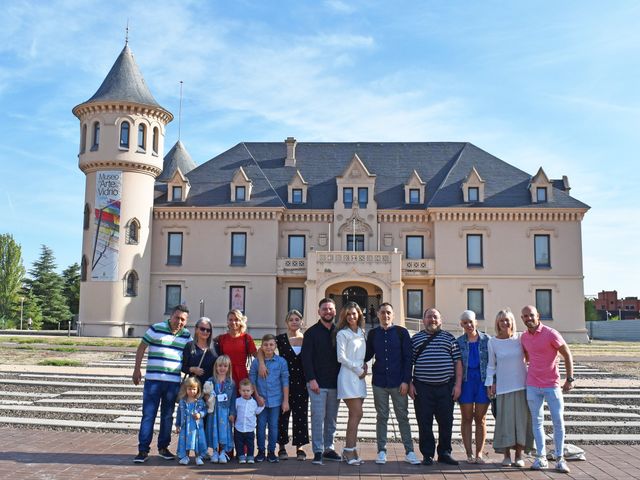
[218, 333, 257, 385]
[521, 323, 565, 388]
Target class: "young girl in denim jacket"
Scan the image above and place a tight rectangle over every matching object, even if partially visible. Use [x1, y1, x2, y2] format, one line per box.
[203, 355, 236, 463]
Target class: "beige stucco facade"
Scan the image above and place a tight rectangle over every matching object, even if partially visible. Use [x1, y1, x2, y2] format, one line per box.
[73, 44, 589, 342]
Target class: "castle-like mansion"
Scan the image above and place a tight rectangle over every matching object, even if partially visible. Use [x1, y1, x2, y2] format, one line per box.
[74, 43, 590, 341]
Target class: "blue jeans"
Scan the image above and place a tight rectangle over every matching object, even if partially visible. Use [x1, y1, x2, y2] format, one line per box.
[307, 386, 339, 454]
[526, 386, 565, 458]
[257, 406, 280, 453]
[138, 379, 180, 453]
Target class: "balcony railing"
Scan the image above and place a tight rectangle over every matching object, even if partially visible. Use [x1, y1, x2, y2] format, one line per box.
[276, 257, 307, 276]
[402, 258, 435, 276]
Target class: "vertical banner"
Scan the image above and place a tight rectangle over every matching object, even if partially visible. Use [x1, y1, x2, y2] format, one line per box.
[230, 286, 245, 312]
[91, 171, 121, 281]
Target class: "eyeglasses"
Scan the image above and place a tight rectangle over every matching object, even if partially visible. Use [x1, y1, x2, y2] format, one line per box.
[198, 327, 212, 333]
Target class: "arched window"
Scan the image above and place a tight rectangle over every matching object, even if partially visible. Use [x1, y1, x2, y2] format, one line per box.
[91, 122, 100, 150]
[80, 255, 88, 282]
[120, 121, 130, 148]
[125, 270, 138, 297]
[138, 124, 146, 151]
[125, 218, 140, 244]
[83, 203, 91, 230]
[80, 124, 87, 153]
[152, 127, 159, 154]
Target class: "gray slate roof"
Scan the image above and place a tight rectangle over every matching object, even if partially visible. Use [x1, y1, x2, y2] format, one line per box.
[82, 44, 163, 108]
[154, 142, 589, 210]
[158, 140, 197, 182]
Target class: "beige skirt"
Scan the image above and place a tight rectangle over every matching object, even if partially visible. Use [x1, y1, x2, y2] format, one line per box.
[492, 389, 535, 453]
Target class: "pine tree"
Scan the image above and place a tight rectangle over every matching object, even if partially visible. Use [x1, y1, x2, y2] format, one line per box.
[25, 245, 71, 330]
[62, 263, 80, 315]
[0, 234, 26, 327]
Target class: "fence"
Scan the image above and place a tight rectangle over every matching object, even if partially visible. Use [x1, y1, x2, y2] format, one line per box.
[586, 320, 640, 341]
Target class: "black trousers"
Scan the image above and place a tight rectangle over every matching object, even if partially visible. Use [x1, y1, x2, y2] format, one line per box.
[278, 384, 309, 447]
[413, 379, 455, 459]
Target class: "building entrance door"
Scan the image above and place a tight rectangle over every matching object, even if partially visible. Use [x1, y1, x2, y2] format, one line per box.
[330, 286, 381, 329]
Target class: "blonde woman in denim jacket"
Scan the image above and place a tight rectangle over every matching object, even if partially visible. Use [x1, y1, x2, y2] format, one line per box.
[456, 310, 490, 464]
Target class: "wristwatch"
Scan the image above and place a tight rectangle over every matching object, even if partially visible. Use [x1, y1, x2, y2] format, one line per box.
[566, 376, 575, 383]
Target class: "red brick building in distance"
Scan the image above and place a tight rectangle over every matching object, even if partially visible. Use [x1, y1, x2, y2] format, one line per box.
[597, 291, 640, 320]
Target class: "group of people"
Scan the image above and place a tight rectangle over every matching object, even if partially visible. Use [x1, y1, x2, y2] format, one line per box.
[131, 298, 575, 474]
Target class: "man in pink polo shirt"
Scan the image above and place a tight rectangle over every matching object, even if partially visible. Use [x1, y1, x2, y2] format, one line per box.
[520, 305, 574, 474]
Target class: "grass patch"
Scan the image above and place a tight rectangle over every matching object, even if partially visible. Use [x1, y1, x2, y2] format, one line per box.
[3, 336, 139, 348]
[48, 347, 78, 353]
[37, 359, 82, 367]
[15, 345, 36, 350]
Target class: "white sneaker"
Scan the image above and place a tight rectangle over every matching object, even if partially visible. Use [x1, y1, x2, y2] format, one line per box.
[218, 451, 229, 464]
[514, 457, 525, 468]
[179, 457, 189, 465]
[556, 458, 571, 473]
[531, 456, 549, 470]
[375, 451, 387, 464]
[405, 451, 421, 465]
[195, 456, 204, 466]
[210, 451, 219, 463]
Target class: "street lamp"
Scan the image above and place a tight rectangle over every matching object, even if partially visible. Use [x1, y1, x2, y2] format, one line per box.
[20, 297, 24, 330]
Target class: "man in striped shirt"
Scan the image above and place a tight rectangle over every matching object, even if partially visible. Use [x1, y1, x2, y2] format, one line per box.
[132, 304, 191, 463]
[409, 308, 462, 466]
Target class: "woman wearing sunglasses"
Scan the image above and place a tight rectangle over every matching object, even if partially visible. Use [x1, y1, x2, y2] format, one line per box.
[182, 317, 218, 385]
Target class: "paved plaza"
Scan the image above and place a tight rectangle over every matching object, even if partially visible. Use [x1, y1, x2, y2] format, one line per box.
[0, 347, 639, 478]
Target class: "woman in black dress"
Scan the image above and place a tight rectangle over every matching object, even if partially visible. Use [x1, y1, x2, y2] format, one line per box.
[276, 309, 309, 461]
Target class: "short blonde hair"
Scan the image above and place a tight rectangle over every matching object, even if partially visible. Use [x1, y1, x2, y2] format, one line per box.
[494, 308, 517, 336]
[227, 309, 247, 333]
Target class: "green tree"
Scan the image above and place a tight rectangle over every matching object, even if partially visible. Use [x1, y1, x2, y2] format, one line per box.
[25, 245, 71, 330]
[0, 234, 26, 325]
[62, 263, 80, 315]
[584, 298, 598, 321]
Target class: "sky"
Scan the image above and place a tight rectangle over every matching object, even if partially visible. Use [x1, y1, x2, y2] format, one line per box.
[0, 0, 638, 297]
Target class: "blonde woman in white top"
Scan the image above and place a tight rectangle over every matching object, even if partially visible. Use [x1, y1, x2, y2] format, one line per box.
[334, 301, 368, 465]
[485, 308, 533, 468]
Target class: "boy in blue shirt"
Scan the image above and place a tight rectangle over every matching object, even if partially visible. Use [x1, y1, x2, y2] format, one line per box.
[249, 334, 290, 463]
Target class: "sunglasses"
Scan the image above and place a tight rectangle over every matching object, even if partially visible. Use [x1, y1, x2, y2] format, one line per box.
[198, 326, 212, 333]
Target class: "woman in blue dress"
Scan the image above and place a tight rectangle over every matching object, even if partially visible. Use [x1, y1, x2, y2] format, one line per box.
[457, 310, 490, 464]
[175, 376, 208, 465]
[203, 355, 236, 463]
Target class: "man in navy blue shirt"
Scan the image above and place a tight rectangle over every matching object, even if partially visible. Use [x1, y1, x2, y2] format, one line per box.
[365, 303, 420, 465]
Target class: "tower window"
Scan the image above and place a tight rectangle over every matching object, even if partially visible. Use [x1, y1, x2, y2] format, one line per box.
[91, 122, 100, 150]
[152, 127, 159, 154]
[81, 124, 87, 154]
[119, 121, 130, 149]
[125, 270, 138, 297]
[83, 203, 91, 230]
[126, 219, 140, 245]
[137, 124, 146, 151]
[80, 255, 88, 282]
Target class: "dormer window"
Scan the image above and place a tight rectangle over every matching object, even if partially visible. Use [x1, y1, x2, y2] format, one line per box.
[119, 121, 130, 149]
[409, 189, 420, 204]
[172, 186, 183, 202]
[462, 166, 485, 203]
[230, 166, 252, 202]
[292, 189, 303, 204]
[536, 187, 547, 203]
[343, 187, 353, 208]
[404, 170, 426, 205]
[287, 170, 308, 205]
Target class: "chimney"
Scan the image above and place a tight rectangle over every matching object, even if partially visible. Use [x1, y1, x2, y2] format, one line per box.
[285, 137, 297, 166]
[562, 175, 571, 193]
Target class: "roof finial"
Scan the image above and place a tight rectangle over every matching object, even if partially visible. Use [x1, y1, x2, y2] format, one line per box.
[178, 80, 184, 141]
[125, 19, 129, 46]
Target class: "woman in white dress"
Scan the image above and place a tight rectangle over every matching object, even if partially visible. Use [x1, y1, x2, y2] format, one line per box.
[335, 301, 367, 465]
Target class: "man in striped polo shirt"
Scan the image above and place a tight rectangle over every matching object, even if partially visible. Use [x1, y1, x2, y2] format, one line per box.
[409, 308, 462, 466]
[132, 304, 191, 463]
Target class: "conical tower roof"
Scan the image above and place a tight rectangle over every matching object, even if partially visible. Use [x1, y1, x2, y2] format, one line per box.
[158, 140, 197, 182]
[83, 44, 162, 107]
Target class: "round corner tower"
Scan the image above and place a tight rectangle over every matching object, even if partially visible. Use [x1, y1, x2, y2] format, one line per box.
[73, 42, 173, 337]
